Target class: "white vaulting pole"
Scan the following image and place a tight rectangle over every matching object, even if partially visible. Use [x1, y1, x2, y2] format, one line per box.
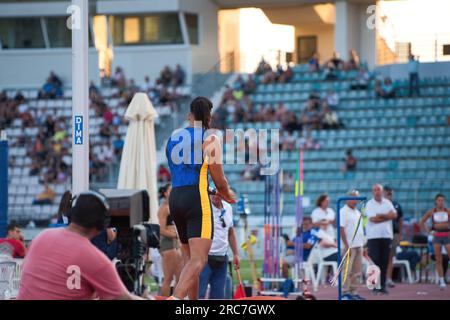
[71, 0, 89, 194]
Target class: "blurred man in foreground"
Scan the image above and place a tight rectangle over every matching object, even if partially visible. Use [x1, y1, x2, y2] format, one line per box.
[18, 191, 146, 300]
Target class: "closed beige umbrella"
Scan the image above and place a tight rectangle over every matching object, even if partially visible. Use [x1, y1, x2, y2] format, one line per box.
[117, 92, 159, 223]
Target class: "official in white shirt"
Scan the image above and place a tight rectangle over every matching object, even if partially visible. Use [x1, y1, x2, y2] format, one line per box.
[339, 189, 365, 300]
[365, 184, 397, 295]
[198, 193, 240, 299]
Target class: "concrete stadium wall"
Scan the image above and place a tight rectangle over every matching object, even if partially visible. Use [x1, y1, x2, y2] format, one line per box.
[0, 49, 99, 90]
[376, 61, 450, 80]
[179, 0, 220, 76]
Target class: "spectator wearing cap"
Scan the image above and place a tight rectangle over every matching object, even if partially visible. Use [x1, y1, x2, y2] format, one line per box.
[18, 191, 147, 300]
[384, 186, 404, 288]
[339, 190, 365, 300]
[365, 184, 397, 295]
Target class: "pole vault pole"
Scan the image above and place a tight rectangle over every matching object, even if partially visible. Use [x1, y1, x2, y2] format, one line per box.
[71, 0, 89, 195]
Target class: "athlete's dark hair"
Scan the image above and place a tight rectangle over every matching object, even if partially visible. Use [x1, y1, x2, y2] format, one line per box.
[435, 193, 445, 201]
[190, 96, 213, 129]
[57, 190, 72, 223]
[159, 183, 171, 200]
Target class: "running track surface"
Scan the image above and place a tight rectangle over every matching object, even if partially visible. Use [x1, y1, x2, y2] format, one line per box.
[312, 283, 450, 300]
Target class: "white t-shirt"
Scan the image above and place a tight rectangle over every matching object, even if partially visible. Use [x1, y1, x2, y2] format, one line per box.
[365, 198, 396, 240]
[209, 201, 234, 256]
[339, 205, 365, 248]
[311, 207, 336, 240]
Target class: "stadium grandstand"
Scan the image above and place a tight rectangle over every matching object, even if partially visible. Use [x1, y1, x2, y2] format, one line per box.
[1, 0, 450, 301]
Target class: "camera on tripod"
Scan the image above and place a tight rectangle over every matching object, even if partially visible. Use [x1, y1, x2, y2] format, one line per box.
[100, 189, 160, 295]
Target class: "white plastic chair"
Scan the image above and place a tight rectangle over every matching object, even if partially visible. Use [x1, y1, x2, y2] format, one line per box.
[0, 261, 17, 300]
[297, 246, 320, 292]
[316, 247, 338, 285]
[393, 257, 414, 284]
[10, 259, 24, 299]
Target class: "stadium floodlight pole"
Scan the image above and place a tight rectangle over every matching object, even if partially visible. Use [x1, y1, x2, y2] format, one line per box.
[336, 196, 366, 301]
[71, 0, 89, 195]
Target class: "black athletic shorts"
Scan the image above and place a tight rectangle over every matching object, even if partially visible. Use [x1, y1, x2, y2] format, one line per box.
[169, 185, 214, 244]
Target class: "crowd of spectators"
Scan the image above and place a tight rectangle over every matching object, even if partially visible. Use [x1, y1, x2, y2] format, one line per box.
[108, 65, 187, 112]
[309, 50, 363, 81]
[255, 59, 294, 84]
[3, 65, 190, 209]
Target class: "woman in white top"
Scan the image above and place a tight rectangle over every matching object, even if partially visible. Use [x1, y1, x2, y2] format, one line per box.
[311, 194, 336, 240]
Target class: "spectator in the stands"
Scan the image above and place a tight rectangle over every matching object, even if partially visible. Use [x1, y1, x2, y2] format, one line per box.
[351, 68, 370, 90]
[112, 134, 124, 158]
[160, 66, 173, 87]
[325, 90, 339, 109]
[275, 102, 287, 122]
[173, 64, 185, 86]
[374, 79, 383, 98]
[33, 183, 55, 205]
[158, 164, 171, 183]
[282, 111, 302, 133]
[342, 149, 357, 172]
[301, 100, 321, 130]
[99, 123, 112, 140]
[346, 49, 360, 70]
[282, 64, 294, 83]
[141, 76, 153, 93]
[0, 223, 27, 258]
[381, 77, 396, 99]
[255, 58, 272, 75]
[128, 79, 139, 93]
[328, 51, 345, 70]
[323, 62, 338, 81]
[49, 71, 62, 88]
[408, 54, 420, 97]
[39, 77, 63, 99]
[89, 81, 99, 96]
[321, 105, 341, 130]
[29, 162, 40, 176]
[243, 74, 256, 94]
[308, 52, 320, 72]
[281, 131, 296, 151]
[112, 67, 126, 89]
[297, 130, 320, 150]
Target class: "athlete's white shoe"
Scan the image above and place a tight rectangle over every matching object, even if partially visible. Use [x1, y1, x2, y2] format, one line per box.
[439, 281, 446, 290]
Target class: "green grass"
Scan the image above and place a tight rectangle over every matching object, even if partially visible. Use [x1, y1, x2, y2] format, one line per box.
[233, 259, 263, 285]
